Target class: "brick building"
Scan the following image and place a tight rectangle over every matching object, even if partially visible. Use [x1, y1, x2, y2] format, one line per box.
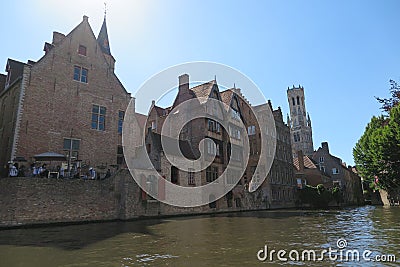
[143, 74, 296, 210]
[0, 15, 132, 177]
[312, 142, 363, 205]
[293, 150, 331, 188]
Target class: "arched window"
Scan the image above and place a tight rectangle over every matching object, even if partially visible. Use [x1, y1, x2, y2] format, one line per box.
[292, 97, 295, 106]
[297, 96, 300, 105]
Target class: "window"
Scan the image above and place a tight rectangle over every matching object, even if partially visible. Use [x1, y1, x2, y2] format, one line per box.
[229, 125, 241, 140]
[292, 97, 295, 106]
[208, 119, 221, 133]
[147, 175, 158, 197]
[118, 111, 124, 134]
[250, 140, 258, 155]
[320, 165, 325, 173]
[188, 168, 195, 185]
[294, 132, 300, 142]
[230, 145, 242, 161]
[207, 139, 220, 156]
[319, 157, 324, 163]
[92, 105, 106, 131]
[78, 45, 87, 56]
[247, 125, 256, 135]
[151, 121, 156, 130]
[332, 168, 339, 174]
[206, 166, 218, 182]
[73, 66, 88, 83]
[63, 138, 80, 161]
[297, 96, 300, 105]
[231, 109, 241, 120]
[117, 145, 124, 165]
[171, 166, 179, 184]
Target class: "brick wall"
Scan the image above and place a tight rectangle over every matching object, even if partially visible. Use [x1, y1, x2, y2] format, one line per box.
[0, 169, 282, 228]
[0, 176, 120, 227]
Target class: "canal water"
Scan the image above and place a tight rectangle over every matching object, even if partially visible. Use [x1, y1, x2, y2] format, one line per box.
[0, 206, 398, 267]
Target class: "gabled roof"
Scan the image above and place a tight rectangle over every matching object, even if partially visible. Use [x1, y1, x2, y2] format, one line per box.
[190, 80, 216, 103]
[135, 112, 147, 129]
[293, 155, 318, 170]
[220, 89, 233, 107]
[154, 105, 167, 116]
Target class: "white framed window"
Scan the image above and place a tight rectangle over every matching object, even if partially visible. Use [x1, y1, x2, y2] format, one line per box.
[73, 66, 88, 83]
[208, 119, 221, 133]
[206, 166, 218, 183]
[188, 168, 195, 185]
[91, 105, 106, 131]
[332, 168, 339, 174]
[319, 156, 324, 163]
[207, 140, 220, 156]
[151, 121, 156, 130]
[229, 125, 241, 140]
[231, 109, 241, 120]
[247, 125, 256, 135]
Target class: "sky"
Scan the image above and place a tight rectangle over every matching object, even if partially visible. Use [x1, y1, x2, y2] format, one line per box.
[1, 0, 399, 165]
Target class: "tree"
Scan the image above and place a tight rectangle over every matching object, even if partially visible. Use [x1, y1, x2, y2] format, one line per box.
[376, 79, 400, 113]
[353, 105, 400, 190]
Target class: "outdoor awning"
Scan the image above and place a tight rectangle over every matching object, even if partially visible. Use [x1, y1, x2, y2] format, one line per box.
[34, 152, 67, 162]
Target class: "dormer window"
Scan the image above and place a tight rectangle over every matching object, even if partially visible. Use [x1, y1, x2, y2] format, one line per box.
[78, 45, 87, 56]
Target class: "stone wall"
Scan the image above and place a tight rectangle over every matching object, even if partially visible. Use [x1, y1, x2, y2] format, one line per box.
[0, 169, 298, 228]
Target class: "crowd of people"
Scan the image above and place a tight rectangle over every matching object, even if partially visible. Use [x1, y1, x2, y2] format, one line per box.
[7, 163, 112, 180]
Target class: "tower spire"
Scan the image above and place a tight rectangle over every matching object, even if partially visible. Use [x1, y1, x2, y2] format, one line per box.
[97, 3, 111, 55]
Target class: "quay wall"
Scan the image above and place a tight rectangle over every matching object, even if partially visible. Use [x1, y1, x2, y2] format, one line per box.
[0, 170, 262, 228]
[0, 175, 122, 227]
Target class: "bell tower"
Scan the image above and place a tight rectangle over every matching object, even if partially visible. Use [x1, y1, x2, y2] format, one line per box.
[287, 85, 314, 157]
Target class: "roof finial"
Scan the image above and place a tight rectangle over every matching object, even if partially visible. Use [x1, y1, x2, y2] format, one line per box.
[233, 83, 236, 89]
[104, 2, 107, 18]
[214, 75, 217, 81]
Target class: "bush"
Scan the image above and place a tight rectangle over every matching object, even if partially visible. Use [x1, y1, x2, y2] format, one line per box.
[299, 184, 342, 207]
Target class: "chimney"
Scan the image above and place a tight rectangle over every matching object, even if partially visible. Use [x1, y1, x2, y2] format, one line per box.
[83, 15, 89, 22]
[321, 142, 329, 153]
[178, 74, 189, 91]
[297, 150, 304, 171]
[52, 32, 65, 45]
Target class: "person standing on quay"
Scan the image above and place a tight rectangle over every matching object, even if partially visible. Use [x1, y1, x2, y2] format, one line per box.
[9, 165, 18, 177]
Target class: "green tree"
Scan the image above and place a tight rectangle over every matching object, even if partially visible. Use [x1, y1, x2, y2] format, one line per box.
[353, 105, 400, 189]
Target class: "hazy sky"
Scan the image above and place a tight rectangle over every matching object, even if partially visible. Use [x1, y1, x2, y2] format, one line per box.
[1, 0, 399, 165]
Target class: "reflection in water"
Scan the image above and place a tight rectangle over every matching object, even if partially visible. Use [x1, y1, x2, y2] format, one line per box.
[0, 206, 398, 267]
